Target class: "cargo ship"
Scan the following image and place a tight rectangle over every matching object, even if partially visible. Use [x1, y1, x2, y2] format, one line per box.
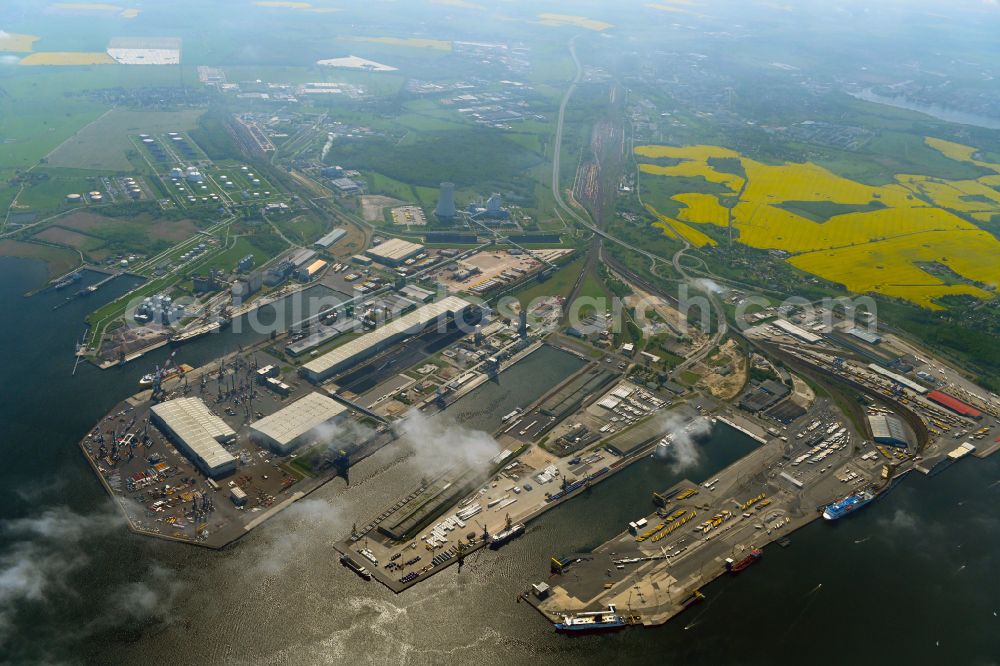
[554, 604, 627, 633]
[54, 272, 82, 290]
[489, 516, 525, 549]
[340, 554, 371, 580]
[139, 363, 193, 386]
[725, 547, 762, 574]
[171, 320, 224, 345]
[501, 408, 522, 422]
[822, 490, 874, 520]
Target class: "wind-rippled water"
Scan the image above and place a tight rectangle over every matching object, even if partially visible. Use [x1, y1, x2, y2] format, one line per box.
[1, 256, 998, 665]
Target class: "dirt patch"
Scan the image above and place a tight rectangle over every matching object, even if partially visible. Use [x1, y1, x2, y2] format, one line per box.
[0, 240, 80, 279]
[34, 226, 101, 250]
[326, 223, 366, 259]
[360, 195, 407, 222]
[790, 373, 815, 408]
[700, 338, 748, 400]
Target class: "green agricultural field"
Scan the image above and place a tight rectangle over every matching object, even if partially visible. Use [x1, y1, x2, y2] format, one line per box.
[0, 101, 106, 170]
[10, 168, 105, 211]
[194, 235, 285, 275]
[45, 110, 205, 172]
[273, 213, 332, 246]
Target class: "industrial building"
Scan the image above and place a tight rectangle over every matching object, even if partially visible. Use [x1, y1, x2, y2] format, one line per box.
[250, 392, 348, 454]
[298, 259, 327, 281]
[538, 368, 616, 421]
[365, 238, 424, 266]
[150, 397, 237, 478]
[772, 318, 823, 344]
[739, 379, 791, 413]
[400, 284, 435, 303]
[927, 390, 982, 419]
[868, 413, 910, 447]
[868, 364, 928, 394]
[847, 327, 882, 345]
[301, 296, 471, 383]
[314, 228, 347, 249]
[285, 318, 359, 357]
[288, 248, 318, 269]
[331, 177, 361, 193]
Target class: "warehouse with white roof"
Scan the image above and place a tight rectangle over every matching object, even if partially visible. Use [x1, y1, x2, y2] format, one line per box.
[365, 237, 423, 266]
[250, 391, 348, 455]
[150, 397, 237, 478]
[301, 296, 471, 383]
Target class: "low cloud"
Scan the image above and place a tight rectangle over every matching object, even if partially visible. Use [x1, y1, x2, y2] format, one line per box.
[881, 508, 919, 532]
[0, 503, 185, 659]
[655, 413, 712, 472]
[396, 409, 501, 478]
[251, 498, 346, 576]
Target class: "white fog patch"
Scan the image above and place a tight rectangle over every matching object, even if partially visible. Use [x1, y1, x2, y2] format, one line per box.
[102, 563, 184, 626]
[693, 277, 724, 295]
[881, 508, 919, 532]
[0, 503, 187, 649]
[0, 506, 122, 640]
[396, 410, 501, 477]
[655, 413, 712, 473]
[251, 498, 347, 576]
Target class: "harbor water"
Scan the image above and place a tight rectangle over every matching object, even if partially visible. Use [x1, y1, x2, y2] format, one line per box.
[1, 256, 999, 665]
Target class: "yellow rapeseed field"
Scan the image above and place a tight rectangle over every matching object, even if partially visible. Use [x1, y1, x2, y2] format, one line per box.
[0, 32, 39, 52]
[790, 231, 1000, 309]
[674, 192, 730, 226]
[635, 141, 1000, 307]
[925, 137, 1000, 173]
[537, 14, 613, 31]
[350, 37, 451, 50]
[19, 52, 117, 66]
[254, 1, 339, 12]
[647, 205, 716, 248]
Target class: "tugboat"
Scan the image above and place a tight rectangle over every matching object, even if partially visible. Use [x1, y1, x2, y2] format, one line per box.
[725, 547, 763, 574]
[554, 604, 628, 633]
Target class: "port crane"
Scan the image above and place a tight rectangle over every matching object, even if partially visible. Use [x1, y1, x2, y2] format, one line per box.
[149, 350, 179, 401]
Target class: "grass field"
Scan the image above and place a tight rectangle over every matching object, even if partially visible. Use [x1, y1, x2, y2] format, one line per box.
[12, 168, 104, 210]
[635, 139, 1000, 308]
[0, 240, 80, 278]
[28, 210, 202, 261]
[512, 255, 583, 308]
[195, 236, 283, 274]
